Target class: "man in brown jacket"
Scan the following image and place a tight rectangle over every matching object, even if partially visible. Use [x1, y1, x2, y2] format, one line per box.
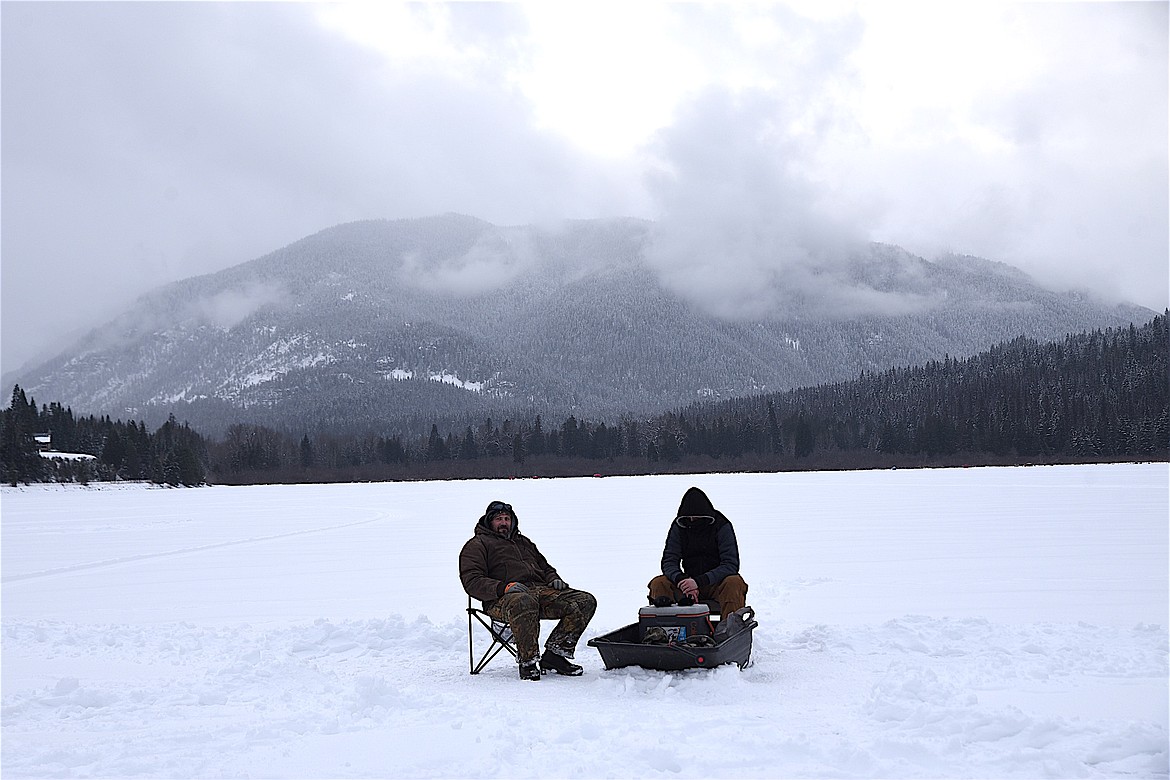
[459, 500, 596, 681]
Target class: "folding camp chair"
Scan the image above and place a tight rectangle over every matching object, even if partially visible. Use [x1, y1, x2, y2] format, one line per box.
[467, 595, 518, 674]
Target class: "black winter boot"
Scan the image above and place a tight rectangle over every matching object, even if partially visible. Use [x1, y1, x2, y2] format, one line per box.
[540, 649, 583, 676]
[519, 659, 542, 681]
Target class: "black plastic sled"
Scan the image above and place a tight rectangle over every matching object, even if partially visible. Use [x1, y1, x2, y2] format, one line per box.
[588, 606, 758, 671]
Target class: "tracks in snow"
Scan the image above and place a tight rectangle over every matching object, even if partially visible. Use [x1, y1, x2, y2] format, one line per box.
[1, 515, 389, 584]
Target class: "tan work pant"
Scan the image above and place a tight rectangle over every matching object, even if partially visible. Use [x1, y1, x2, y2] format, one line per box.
[647, 574, 748, 620]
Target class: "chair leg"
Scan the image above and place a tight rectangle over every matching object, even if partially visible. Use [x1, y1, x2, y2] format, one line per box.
[471, 633, 512, 674]
[467, 598, 518, 674]
[468, 605, 475, 674]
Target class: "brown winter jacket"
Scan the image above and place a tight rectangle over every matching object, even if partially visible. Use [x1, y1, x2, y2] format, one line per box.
[459, 509, 560, 607]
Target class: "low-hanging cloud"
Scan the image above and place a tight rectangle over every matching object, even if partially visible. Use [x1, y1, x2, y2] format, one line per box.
[2, 2, 1165, 380]
[0, 3, 638, 375]
[841, 2, 1168, 309]
[643, 88, 929, 320]
[399, 231, 538, 297]
[187, 282, 288, 331]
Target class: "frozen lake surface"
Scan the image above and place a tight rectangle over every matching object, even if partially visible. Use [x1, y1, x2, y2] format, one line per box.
[2, 463, 1167, 778]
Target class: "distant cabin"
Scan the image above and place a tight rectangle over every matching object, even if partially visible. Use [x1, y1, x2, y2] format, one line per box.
[34, 433, 97, 461]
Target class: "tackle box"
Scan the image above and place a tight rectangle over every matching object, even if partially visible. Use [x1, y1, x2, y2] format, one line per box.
[637, 603, 713, 642]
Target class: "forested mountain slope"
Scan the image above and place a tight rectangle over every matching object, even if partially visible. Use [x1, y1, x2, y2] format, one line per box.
[12, 214, 1152, 437]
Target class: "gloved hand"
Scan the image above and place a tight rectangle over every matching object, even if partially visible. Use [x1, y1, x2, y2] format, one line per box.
[504, 582, 529, 594]
[549, 578, 568, 590]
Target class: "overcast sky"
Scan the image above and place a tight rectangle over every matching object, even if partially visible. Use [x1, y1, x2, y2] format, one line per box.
[2, 1, 1166, 376]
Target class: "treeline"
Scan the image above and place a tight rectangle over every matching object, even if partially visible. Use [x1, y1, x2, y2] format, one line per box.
[3, 314, 1166, 486]
[683, 314, 1169, 462]
[0, 386, 208, 486]
[208, 313, 1168, 483]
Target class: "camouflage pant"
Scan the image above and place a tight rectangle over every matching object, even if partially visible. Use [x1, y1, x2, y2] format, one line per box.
[485, 586, 597, 664]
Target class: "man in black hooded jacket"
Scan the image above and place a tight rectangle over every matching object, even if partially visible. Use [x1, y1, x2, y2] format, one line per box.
[647, 486, 748, 620]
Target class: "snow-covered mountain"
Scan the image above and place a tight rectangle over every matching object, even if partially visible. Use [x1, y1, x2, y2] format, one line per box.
[11, 214, 1154, 435]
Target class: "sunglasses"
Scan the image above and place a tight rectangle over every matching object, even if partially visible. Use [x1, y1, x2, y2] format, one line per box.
[487, 501, 513, 515]
[675, 515, 714, 529]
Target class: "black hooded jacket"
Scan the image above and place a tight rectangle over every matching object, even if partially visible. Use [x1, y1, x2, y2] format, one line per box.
[660, 486, 741, 589]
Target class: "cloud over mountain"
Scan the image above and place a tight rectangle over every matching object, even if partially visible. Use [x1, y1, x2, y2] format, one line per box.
[8, 216, 1153, 438]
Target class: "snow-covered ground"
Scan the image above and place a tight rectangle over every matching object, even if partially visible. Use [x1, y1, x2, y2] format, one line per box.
[2, 463, 1167, 779]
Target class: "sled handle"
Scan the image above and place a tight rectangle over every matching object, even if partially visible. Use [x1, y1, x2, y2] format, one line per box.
[731, 606, 758, 631]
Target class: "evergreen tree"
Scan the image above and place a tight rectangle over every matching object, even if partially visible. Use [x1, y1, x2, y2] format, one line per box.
[766, 400, 782, 454]
[624, 419, 642, 458]
[460, 426, 479, 460]
[0, 385, 43, 484]
[560, 416, 580, 457]
[528, 415, 546, 456]
[426, 424, 449, 461]
[300, 435, 316, 468]
[176, 445, 205, 486]
[793, 416, 815, 459]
